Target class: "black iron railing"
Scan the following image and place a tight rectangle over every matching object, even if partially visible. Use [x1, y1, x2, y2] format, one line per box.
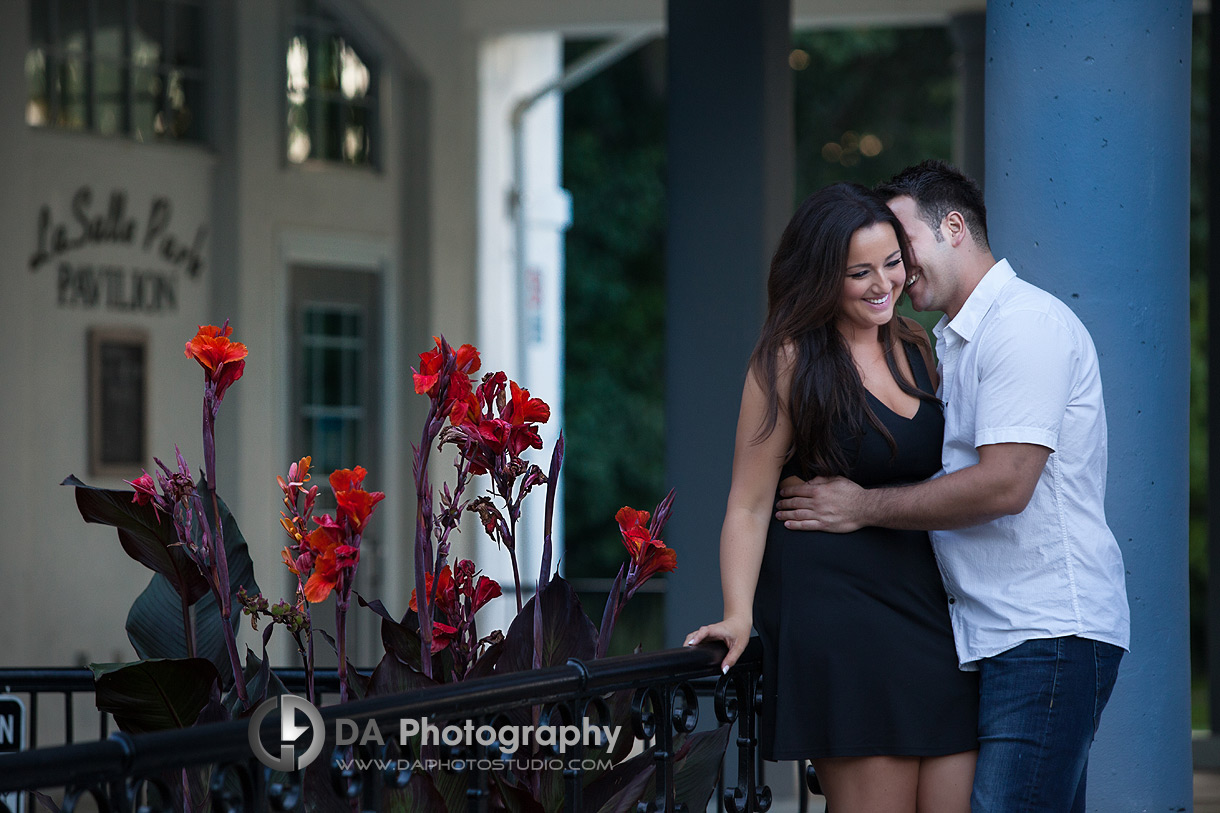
[0, 668, 344, 751]
[0, 640, 796, 812]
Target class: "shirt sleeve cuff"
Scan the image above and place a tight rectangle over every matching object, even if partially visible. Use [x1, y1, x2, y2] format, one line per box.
[975, 426, 1059, 451]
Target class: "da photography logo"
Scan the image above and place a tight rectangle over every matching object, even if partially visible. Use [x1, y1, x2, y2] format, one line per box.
[248, 694, 324, 771]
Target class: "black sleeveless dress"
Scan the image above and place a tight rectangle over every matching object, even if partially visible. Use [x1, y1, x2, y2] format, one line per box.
[754, 341, 978, 760]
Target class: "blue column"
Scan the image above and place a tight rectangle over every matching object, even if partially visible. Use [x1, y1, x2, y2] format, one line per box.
[664, 0, 793, 647]
[985, 3, 1192, 809]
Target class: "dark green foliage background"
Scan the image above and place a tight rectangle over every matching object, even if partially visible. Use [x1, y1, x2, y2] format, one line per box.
[560, 28, 956, 644]
[563, 21, 1207, 677]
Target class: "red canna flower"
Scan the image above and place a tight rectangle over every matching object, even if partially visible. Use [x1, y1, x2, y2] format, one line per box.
[329, 466, 385, 532]
[503, 381, 550, 455]
[409, 566, 461, 620]
[452, 559, 502, 613]
[615, 506, 664, 564]
[185, 324, 248, 401]
[410, 561, 501, 620]
[413, 337, 481, 413]
[616, 505, 678, 587]
[335, 489, 385, 532]
[453, 559, 476, 590]
[447, 387, 482, 428]
[126, 471, 158, 507]
[477, 419, 512, 456]
[329, 466, 368, 493]
[471, 575, 502, 613]
[635, 545, 678, 584]
[301, 524, 360, 604]
[506, 381, 551, 425]
[428, 621, 460, 654]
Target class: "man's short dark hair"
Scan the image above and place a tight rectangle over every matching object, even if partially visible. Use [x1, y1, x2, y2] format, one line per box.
[876, 159, 990, 250]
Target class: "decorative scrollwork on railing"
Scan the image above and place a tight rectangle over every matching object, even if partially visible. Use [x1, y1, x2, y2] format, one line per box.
[130, 775, 175, 813]
[264, 767, 304, 812]
[62, 785, 113, 813]
[0, 644, 772, 813]
[377, 739, 414, 790]
[718, 667, 771, 813]
[329, 743, 365, 800]
[210, 762, 258, 813]
[671, 683, 699, 734]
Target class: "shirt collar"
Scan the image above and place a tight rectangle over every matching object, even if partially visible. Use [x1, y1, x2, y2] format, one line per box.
[943, 258, 1016, 342]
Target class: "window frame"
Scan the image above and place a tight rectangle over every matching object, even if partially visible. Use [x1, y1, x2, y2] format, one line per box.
[27, 0, 208, 143]
[282, 0, 381, 170]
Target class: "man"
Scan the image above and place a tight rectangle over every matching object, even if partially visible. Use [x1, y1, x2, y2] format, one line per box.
[776, 160, 1130, 812]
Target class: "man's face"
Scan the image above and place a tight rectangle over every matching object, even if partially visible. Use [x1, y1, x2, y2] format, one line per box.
[887, 195, 954, 315]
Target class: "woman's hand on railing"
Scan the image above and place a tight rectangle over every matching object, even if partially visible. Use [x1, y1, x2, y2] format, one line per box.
[683, 615, 752, 673]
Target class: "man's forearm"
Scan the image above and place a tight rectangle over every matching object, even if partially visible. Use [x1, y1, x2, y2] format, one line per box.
[858, 467, 1019, 530]
[776, 444, 1050, 533]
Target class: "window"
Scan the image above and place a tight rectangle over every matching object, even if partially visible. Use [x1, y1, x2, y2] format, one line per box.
[297, 304, 369, 474]
[290, 266, 384, 665]
[286, 0, 378, 167]
[26, 0, 206, 142]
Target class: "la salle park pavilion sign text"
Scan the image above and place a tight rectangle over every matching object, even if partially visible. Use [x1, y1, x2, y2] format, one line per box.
[29, 186, 208, 313]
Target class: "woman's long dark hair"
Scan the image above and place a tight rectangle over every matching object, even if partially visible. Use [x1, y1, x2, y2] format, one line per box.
[749, 182, 938, 478]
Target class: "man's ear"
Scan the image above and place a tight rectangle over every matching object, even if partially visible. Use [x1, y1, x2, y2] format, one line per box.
[943, 211, 968, 248]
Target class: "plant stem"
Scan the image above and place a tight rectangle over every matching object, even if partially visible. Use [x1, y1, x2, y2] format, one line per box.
[305, 613, 316, 705]
[506, 503, 523, 614]
[336, 597, 350, 705]
[413, 413, 440, 678]
[203, 397, 247, 709]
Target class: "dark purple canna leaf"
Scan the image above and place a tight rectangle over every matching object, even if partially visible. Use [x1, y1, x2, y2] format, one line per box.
[64, 475, 209, 604]
[91, 658, 221, 734]
[495, 576, 597, 674]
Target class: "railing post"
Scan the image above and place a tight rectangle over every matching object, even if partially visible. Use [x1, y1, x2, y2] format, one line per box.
[717, 665, 770, 812]
[562, 699, 583, 813]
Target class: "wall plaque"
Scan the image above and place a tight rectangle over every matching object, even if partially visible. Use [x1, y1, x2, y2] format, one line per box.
[89, 327, 148, 477]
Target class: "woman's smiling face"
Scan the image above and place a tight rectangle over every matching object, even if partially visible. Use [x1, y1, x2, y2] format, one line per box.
[836, 222, 906, 337]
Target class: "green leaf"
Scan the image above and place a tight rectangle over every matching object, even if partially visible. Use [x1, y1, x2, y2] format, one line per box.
[91, 658, 220, 734]
[496, 576, 597, 674]
[64, 474, 209, 604]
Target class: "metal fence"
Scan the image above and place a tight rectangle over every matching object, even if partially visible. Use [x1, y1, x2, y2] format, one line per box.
[0, 640, 816, 812]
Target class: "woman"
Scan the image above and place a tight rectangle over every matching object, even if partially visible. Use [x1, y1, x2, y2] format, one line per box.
[685, 183, 977, 812]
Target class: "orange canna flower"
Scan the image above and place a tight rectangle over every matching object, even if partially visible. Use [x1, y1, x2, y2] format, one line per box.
[329, 466, 368, 493]
[303, 538, 359, 604]
[185, 324, 248, 400]
[281, 547, 301, 576]
[329, 466, 385, 532]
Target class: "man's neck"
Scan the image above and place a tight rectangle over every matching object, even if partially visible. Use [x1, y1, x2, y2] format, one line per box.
[944, 251, 998, 320]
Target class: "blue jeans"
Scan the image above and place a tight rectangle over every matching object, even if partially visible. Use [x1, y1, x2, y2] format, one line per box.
[971, 636, 1123, 813]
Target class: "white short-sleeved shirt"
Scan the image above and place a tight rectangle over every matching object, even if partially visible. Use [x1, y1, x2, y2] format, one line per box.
[930, 259, 1130, 670]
